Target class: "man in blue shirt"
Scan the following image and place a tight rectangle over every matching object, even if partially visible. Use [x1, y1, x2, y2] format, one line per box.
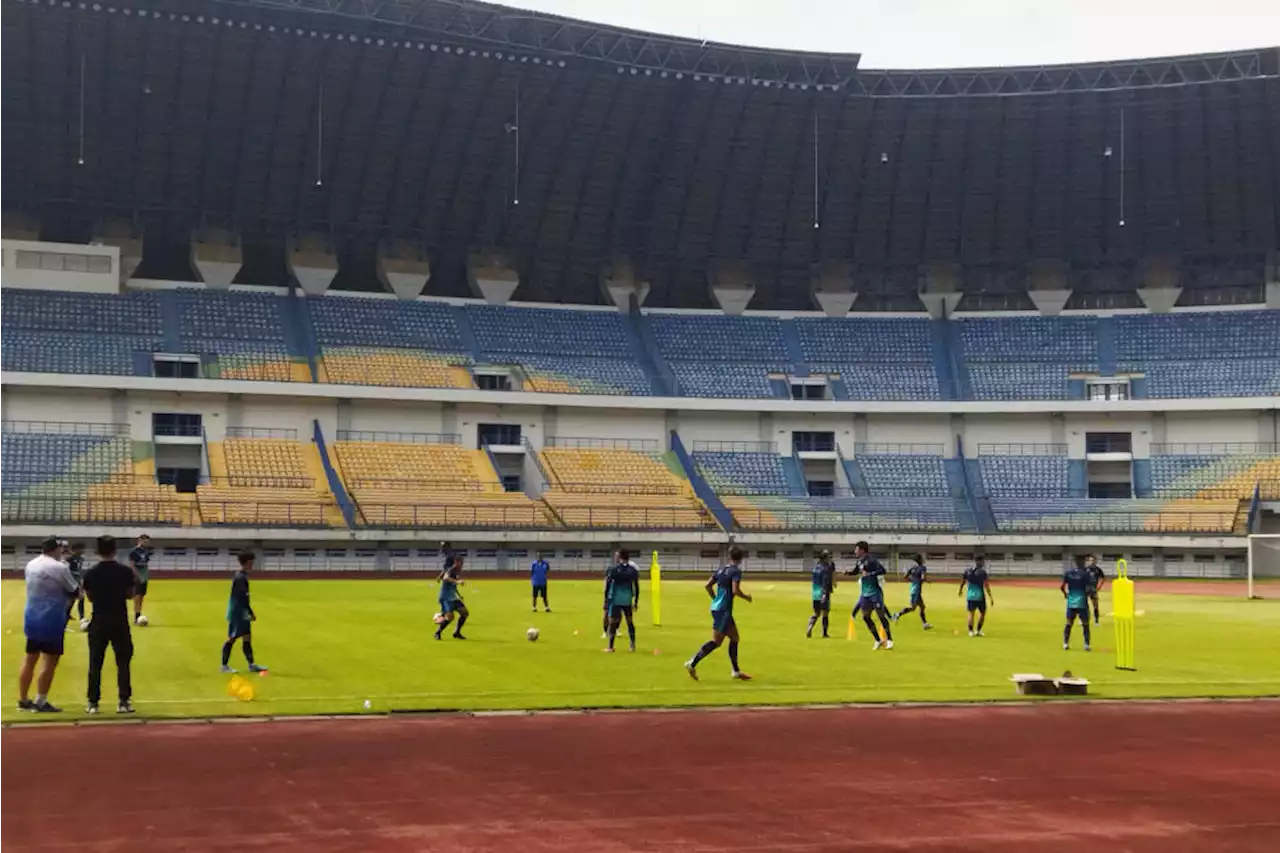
[18, 538, 77, 713]
[684, 546, 753, 681]
[806, 550, 837, 639]
[845, 541, 894, 650]
[892, 553, 933, 630]
[959, 555, 994, 637]
[1062, 555, 1093, 651]
[603, 550, 640, 652]
[530, 555, 551, 613]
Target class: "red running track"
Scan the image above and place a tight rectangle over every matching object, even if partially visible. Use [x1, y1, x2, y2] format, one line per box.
[3, 701, 1279, 852]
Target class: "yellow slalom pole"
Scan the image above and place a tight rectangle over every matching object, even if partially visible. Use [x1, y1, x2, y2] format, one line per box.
[1113, 558, 1136, 670]
[846, 614, 856, 640]
[650, 550, 662, 627]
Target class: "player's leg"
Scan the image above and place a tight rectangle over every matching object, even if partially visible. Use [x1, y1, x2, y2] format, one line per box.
[240, 629, 265, 671]
[686, 622, 727, 677]
[434, 602, 453, 639]
[17, 650, 40, 708]
[876, 602, 894, 646]
[623, 606, 636, 651]
[821, 597, 831, 637]
[1063, 607, 1075, 649]
[532, 585, 538, 612]
[34, 652, 62, 710]
[133, 582, 147, 624]
[221, 631, 239, 671]
[860, 602, 881, 645]
[86, 631, 108, 711]
[918, 596, 931, 627]
[77, 592, 86, 622]
[112, 631, 134, 710]
[726, 620, 750, 679]
[1090, 592, 1100, 624]
[966, 602, 976, 635]
[452, 603, 469, 638]
[1080, 608, 1092, 650]
[976, 602, 987, 635]
[605, 605, 620, 650]
[541, 584, 550, 612]
[806, 600, 820, 638]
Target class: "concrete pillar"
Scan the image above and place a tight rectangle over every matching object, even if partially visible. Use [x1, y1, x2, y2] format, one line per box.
[917, 262, 962, 319]
[468, 248, 519, 304]
[1026, 259, 1072, 315]
[708, 260, 755, 315]
[193, 227, 241, 289]
[1136, 256, 1181, 313]
[1, 213, 39, 241]
[810, 260, 857, 317]
[288, 234, 337, 295]
[377, 239, 431, 300]
[601, 255, 650, 310]
[1265, 252, 1279, 309]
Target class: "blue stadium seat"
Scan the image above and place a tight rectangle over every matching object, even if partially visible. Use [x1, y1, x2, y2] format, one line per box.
[958, 316, 1098, 401]
[693, 451, 790, 495]
[310, 297, 464, 350]
[856, 455, 949, 494]
[980, 455, 1070, 496]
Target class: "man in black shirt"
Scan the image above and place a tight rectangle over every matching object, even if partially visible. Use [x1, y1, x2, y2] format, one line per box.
[128, 534, 153, 626]
[81, 536, 136, 715]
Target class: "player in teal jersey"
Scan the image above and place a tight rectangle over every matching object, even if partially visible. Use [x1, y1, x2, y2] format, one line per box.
[434, 554, 469, 640]
[806, 550, 836, 638]
[892, 554, 932, 630]
[958, 555, 993, 636]
[1061, 554, 1093, 651]
[221, 551, 267, 673]
[684, 546, 753, 681]
[603, 550, 641, 652]
[845, 541, 894, 650]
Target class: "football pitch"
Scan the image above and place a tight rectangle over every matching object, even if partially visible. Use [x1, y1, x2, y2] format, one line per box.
[3, 577, 1278, 722]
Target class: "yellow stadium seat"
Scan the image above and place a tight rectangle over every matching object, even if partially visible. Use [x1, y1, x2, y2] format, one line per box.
[538, 448, 714, 529]
[200, 438, 342, 527]
[319, 347, 473, 389]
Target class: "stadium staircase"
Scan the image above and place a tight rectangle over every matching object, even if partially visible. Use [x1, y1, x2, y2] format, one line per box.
[961, 447, 998, 533]
[449, 305, 486, 363]
[944, 458, 979, 532]
[837, 450, 870, 496]
[780, 455, 809, 496]
[670, 432, 734, 531]
[1095, 316, 1119, 376]
[285, 294, 321, 382]
[932, 320, 967, 400]
[779, 320, 809, 377]
[622, 307, 675, 396]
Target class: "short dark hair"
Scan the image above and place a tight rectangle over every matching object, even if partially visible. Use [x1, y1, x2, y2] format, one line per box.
[618, 549, 631, 562]
[137, 534, 151, 541]
[70, 542, 84, 551]
[237, 551, 255, 567]
[96, 535, 117, 558]
[818, 549, 832, 561]
[1074, 553, 1088, 567]
[728, 546, 744, 562]
[854, 540, 870, 553]
[913, 553, 924, 564]
[41, 537, 61, 554]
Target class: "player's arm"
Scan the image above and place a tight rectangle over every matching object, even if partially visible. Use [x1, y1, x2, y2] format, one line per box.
[704, 575, 717, 599]
[631, 573, 640, 612]
[1060, 576, 1069, 598]
[1096, 570, 1106, 591]
[984, 579, 994, 606]
[957, 575, 966, 596]
[731, 578, 752, 603]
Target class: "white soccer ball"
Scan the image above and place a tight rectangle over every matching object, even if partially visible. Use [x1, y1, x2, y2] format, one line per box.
[79, 619, 90, 632]
[136, 615, 149, 626]
[526, 627, 540, 642]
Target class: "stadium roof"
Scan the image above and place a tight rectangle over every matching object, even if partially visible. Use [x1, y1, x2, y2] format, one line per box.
[3, 0, 1278, 310]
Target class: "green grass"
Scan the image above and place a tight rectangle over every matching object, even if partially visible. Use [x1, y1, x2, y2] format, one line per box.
[4, 578, 1279, 722]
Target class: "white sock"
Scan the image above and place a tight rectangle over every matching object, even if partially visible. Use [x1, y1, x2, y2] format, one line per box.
[35, 693, 47, 705]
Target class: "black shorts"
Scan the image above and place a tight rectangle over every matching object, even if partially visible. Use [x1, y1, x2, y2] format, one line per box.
[812, 595, 831, 614]
[1066, 605, 1090, 622]
[608, 604, 634, 621]
[25, 635, 65, 656]
[228, 617, 253, 639]
[135, 580, 149, 597]
[532, 583, 548, 596]
[966, 599, 987, 613]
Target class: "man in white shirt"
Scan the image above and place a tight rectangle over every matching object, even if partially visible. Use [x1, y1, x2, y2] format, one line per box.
[18, 537, 77, 713]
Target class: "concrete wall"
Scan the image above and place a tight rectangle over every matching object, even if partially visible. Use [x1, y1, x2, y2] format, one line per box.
[1163, 413, 1262, 446]
[552, 409, 666, 444]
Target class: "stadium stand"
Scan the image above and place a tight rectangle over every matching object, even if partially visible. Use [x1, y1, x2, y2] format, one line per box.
[649, 314, 789, 398]
[795, 317, 942, 400]
[1151, 448, 1280, 500]
[175, 290, 308, 382]
[333, 435, 552, 528]
[309, 297, 472, 389]
[466, 304, 652, 395]
[318, 347, 473, 389]
[199, 431, 342, 527]
[957, 316, 1098, 400]
[2, 290, 163, 376]
[1116, 311, 1280, 397]
[540, 443, 715, 529]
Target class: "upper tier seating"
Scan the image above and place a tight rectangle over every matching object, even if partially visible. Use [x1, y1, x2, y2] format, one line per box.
[1117, 311, 1280, 397]
[175, 289, 302, 382]
[958, 316, 1098, 400]
[319, 347, 473, 389]
[651, 314, 788, 398]
[692, 451, 791, 495]
[539, 447, 714, 529]
[2, 330, 161, 376]
[504, 355, 652, 396]
[335, 441, 551, 528]
[796, 317, 942, 399]
[309, 297, 464, 350]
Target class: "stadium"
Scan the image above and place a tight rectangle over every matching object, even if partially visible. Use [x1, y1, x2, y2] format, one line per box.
[2, 0, 1279, 849]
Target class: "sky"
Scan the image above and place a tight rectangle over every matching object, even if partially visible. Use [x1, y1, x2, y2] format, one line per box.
[507, 0, 1279, 69]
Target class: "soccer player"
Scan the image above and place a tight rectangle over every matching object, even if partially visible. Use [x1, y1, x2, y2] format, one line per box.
[221, 551, 268, 673]
[845, 541, 894, 650]
[66, 541, 89, 631]
[530, 554, 551, 613]
[893, 553, 933, 630]
[1062, 554, 1093, 651]
[17, 538, 77, 713]
[684, 546, 753, 681]
[434, 553, 469, 640]
[128, 534, 153, 626]
[603, 550, 640, 652]
[82, 535, 137, 714]
[1085, 554, 1106, 625]
[959, 554, 994, 637]
[806, 549, 836, 638]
